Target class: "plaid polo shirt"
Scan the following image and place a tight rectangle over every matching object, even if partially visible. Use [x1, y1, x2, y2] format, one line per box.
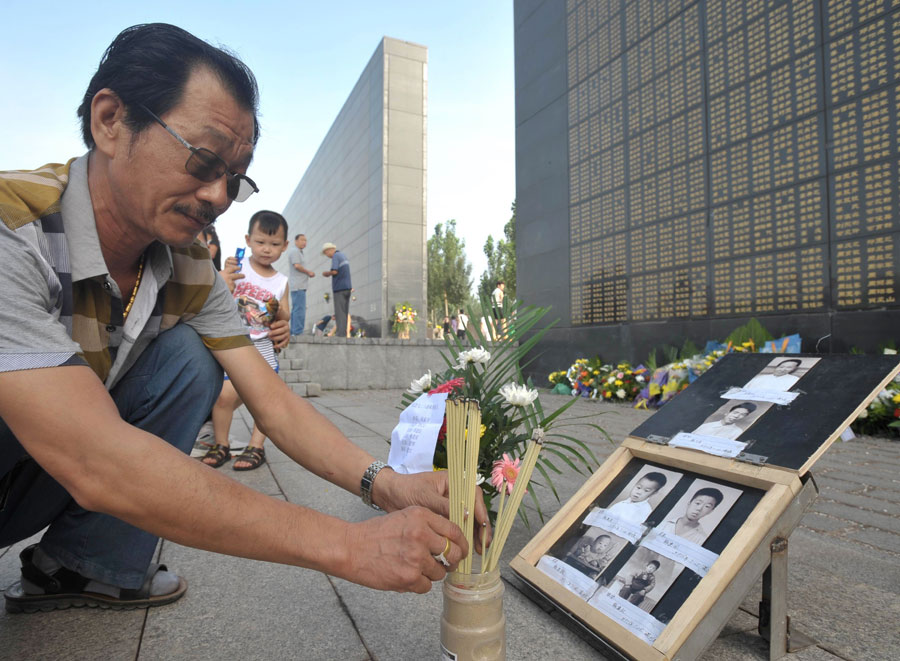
[0, 154, 250, 389]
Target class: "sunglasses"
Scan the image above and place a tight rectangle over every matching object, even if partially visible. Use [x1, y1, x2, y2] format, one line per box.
[139, 104, 259, 203]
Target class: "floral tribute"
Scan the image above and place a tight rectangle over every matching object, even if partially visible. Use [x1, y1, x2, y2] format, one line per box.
[399, 299, 603, 523]
[853, 374, 900, 437]
[391, 302, 418, 335]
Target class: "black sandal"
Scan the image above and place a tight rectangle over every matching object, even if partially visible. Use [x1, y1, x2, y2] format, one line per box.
[4, 545, 187, 613]
[233, 446, 265, 471]
[199, 443, 231, 468]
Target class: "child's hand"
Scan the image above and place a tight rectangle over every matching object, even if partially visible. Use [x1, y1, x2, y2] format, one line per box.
[219, 257, 245, 293]
[269, 319, 290, 350]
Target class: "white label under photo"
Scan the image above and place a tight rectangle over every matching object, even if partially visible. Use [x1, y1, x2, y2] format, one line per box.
[582, 507, 646, 544]
[668, 431, 747, 458]
[537, 555, 600, 601]
[387, 392, 448, 474]
[641, 528, 720, 577]
[587, 589, 667, 645]
[722, 386, 799, 406]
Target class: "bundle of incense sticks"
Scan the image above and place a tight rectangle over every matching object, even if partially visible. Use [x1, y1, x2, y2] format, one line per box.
[483, 428, 544, 574]
[445, 398, 482, 575]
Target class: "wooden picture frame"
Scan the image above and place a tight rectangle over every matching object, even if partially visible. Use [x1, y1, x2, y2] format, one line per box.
[511, 354, 900, 660]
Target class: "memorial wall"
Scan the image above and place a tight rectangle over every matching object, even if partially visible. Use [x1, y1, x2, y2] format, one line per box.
[515, 0, 900, 374]
[281, 37, 427, 337]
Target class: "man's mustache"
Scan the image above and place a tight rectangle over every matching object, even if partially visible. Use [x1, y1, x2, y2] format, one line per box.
[174, 203, 218, 226]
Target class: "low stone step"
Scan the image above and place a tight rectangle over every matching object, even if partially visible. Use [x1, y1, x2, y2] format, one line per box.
[289, 382, 322, 397]
[282, 370, 315, 383]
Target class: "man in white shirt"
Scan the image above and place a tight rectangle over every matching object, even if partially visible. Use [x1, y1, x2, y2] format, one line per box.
[743, 358, 802, 392]
[693, 402, 756, 440]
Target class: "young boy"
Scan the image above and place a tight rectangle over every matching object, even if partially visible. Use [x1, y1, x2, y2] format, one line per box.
[606, 471, 667, 523]
[575, 534, 614, 570]
[618, 559, 660, 606]
[201, 211, 290, 471]
[658, 487, 724, 544]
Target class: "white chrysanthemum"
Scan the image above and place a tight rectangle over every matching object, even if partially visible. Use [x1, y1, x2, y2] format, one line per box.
[455, 346, 491, 369]
[616, 389, 626, 399]
[876, 388, 893, 403]
[857, 409, 869, 419]
[636, 375, 645, 383]
[408, 370, 432, 394]
[500, 383, 539, 407]
[606, 376, 616, 384]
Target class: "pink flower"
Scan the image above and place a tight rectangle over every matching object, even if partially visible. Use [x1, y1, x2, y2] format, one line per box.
[616, 372, 624, 379]
[491, 453, 522, 495]
[429, 377, 465, 395]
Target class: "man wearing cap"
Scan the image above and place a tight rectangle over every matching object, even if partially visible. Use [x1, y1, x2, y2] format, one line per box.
[321, 242, 351, 338]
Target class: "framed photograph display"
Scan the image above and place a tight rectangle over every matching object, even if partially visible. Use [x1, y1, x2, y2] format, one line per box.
[511, 354, 900, 660]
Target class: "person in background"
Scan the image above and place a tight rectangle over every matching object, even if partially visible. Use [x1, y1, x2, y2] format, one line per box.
[456, 308, 468, 339]
[287, 233, 314, 337]
[202, 226, 221, 270]
[442, 316, 452, 338]
[321, 242, 351, 338]
[491, 280, 505, 339]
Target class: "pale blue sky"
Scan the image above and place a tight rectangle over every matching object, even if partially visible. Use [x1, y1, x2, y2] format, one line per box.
[1, 0, 515, 281]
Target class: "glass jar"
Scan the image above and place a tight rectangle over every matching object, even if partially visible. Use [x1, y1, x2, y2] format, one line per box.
[440, 569, 506, 661]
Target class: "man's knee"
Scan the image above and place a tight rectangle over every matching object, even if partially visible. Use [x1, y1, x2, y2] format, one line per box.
[156, 324, 222, 383]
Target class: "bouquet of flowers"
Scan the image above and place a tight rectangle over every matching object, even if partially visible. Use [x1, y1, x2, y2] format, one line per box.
[596, 362, 647, 401]
[852, 375, 900, 436]
[401, 299, 604, 523]
[391, 302, 418, 335]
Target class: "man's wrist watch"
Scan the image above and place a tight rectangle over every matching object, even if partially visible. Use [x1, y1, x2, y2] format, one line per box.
[360, 460, 388, 511]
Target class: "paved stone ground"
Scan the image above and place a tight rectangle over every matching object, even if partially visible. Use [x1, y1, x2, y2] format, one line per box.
[1, 390, 897, 660]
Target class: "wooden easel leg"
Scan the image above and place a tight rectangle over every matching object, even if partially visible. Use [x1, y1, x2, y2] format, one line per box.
[759, 537, 789, 660]
[758, 536, 817, 659]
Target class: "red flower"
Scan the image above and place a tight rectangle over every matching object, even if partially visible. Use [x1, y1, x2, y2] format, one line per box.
[894, 408, 900, 418]
[437, 416, 447, 445]
[429, 377, 465, 395]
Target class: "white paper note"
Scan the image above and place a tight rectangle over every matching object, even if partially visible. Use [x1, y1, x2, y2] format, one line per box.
[387, 392, 448, 474]
[641, 528, 720, 577]
[537, 555, 600, 600]
[668, 432, 747, 458]
[587, 589, 666, 644]
[722, 386, 798, 406]
[582, 507, 645, 544]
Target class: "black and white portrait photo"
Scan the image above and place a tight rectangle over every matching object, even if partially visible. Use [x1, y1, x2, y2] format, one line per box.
[741, 356, 819, 392]
[692, 400, 772, 440]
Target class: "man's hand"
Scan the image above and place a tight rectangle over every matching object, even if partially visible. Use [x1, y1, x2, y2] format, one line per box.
[220, 256, 245, 293]
[373, 469, 492, 554]
[269, 319, 290, 350]
[343, 506, 467, 593]
[305, 269, 316, 278]
[322, 270, 333, 277]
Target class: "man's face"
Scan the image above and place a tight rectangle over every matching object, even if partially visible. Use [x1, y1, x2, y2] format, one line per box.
[296, 235, 307, 250]
[324, 248, 336, 258]
[628, 477, 659, 502]
[105, 67, 255, 247]
[723, 407, 750, 424]
[773, 361, 800, 377]
[645, 563, 658, 574]
[685, 495, 717, 522]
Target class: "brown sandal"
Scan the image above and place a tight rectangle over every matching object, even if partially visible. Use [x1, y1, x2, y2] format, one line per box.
[233, 446, 265, 471]
[199, 444, 231, 468]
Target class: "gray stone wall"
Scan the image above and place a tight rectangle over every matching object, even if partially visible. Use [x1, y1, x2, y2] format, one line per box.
[281, 37, 427, 338]
[280, 336, 449, 390]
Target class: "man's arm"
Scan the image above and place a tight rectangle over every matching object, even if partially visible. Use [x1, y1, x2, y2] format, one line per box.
[0, 362, 473, 592]
[218, 346, 489, 533]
